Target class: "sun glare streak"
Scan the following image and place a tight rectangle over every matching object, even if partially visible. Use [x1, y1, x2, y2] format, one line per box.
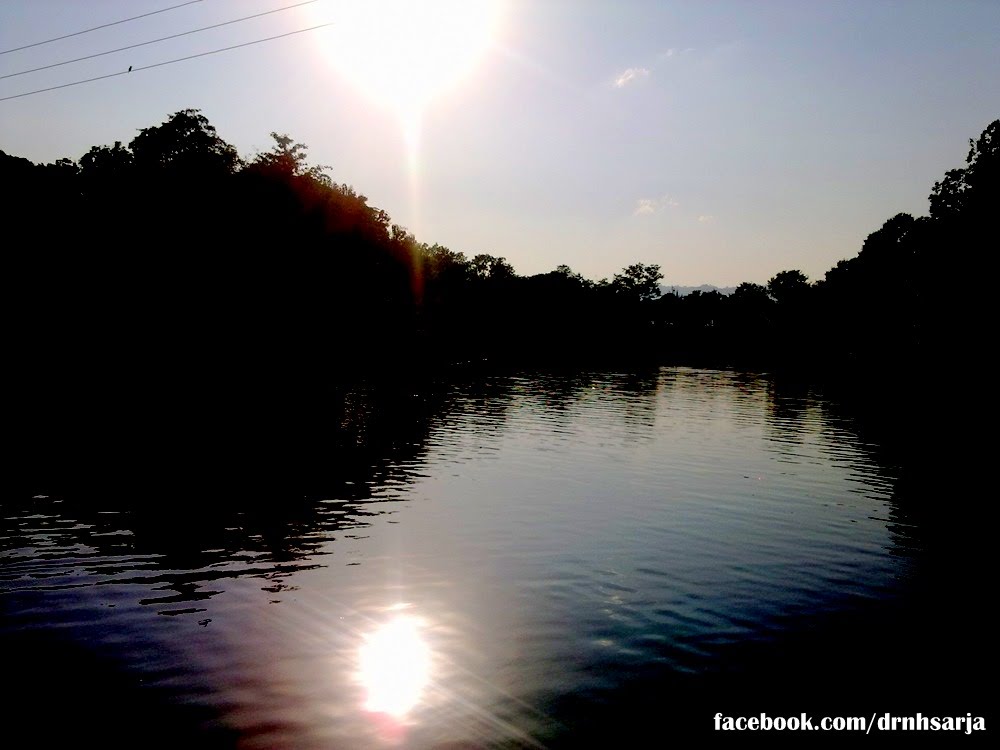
[358, 613, 432, 717]
[402, 111, 422, 234]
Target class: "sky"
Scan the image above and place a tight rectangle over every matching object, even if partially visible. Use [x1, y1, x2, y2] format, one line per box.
[2, 0, 998, 285]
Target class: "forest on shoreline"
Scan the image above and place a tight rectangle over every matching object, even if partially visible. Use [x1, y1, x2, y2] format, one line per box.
[5, 112, 995, 373]
[4, 112, 995, 489]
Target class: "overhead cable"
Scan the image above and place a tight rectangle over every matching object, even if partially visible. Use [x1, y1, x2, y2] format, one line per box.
[1, 0, 318, 81]
[0, 0, 208, 56]
[0, 22, 334, 102]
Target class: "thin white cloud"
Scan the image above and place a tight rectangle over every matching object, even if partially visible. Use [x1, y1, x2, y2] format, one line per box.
[616, 48, 694, 88]
[697, 214, 715, 223]
[633, 195, 679, 216]
[658, 47, 694, 60]
[614, 67, 650, 88]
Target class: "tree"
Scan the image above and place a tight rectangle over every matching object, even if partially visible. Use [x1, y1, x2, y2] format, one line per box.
[731, 282, 772, 307]
[250, 132, 332, 185]
[929, 119, 999, 222]
[79, 141, 133, 197]
[767, 270, 809, 305]
[553, 264, 592, 288]
[422, 244, 470, 280]
[612, 263, 662, 302]
[471, 254, 515, 280]
[129, 109, 239, 175]
[80, 141, 133, 175]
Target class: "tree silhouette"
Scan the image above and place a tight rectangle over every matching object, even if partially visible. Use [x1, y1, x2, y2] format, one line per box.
[766, 270, 809, 305]
[731, 282, 772, 308]
[130, 109, 239, 175]
[471, 253, 516, 280]
[929, 119, 999, 222]
[5, 110, 1000, 405]
[612, 263, 663, 302]
[250, 132, 332, 184]
[79, 141, 133, 189]
[553, 264, 591, 288]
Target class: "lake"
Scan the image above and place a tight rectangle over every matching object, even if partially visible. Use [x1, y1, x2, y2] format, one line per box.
[1, 367, 989, 746]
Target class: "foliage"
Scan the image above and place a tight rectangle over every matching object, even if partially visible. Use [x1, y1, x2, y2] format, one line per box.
[470, 253, 515, 280]
[250, 132, 332, 185]
[612, 263, 663, 302]
[766, 270, 809, 304]
[929, 119, 999, 222]
[129, 108, 239, 175]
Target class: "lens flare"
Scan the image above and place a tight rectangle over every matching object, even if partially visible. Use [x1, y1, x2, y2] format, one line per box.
[314, 0, 502, 123]
[358, 614, 432, 717]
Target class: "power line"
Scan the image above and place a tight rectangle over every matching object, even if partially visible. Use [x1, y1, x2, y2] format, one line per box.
[0, 22, 334, 103]
[1, 0, 208, 56]
[1, 0, 319, 81]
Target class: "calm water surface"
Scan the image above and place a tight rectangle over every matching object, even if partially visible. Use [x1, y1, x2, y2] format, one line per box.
[1, 368, 949, 746]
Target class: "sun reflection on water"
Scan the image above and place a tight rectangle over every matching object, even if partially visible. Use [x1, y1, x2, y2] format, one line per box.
[359, 609, 432, 718]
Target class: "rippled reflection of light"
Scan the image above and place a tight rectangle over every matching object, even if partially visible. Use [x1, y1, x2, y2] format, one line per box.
[359, 613, 431, 717]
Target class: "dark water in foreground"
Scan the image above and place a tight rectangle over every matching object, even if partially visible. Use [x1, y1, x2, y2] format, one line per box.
[2, 369, 991, 746]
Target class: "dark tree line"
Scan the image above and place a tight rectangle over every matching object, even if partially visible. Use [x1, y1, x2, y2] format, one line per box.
[641, 120, 997, 374]
[3, 111, 995, 489]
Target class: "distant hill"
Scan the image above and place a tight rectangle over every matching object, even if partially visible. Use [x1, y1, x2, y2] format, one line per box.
[661, 284, 736, 297]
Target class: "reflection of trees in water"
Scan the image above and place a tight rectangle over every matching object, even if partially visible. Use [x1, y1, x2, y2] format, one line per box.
[604, 370, 661, 439]
[764, 377, 953, 578]
[765, 376, 813, 425]
[520, 370, 598, 414]
[658, 368, 772, 432]
[5, 368, 942, 615]
[762, 375, 819, 450]
[445, 376, 519, 437]
[3, 488, 375, 615]
[3, 377, 521, 612]
[652, 369, 920, 565]
[811, 383, 951, 559]
[505, 368, 662, 442]
[4, 371, 667, 611]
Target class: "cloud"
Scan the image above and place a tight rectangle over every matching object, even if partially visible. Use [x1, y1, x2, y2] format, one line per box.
[697, 214, 715, 223]
[658, 47, 694, 60]
[614, 67, 650, 88]
[615, 49, 694, 88]
[633, 195, 679, 216]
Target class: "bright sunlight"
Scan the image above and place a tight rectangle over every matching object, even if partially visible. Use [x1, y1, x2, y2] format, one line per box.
[316, 0, 503, 126]
[358, 613, 432, 717]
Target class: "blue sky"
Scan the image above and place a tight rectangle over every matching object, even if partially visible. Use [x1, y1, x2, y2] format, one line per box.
[2, 0, 997, 285]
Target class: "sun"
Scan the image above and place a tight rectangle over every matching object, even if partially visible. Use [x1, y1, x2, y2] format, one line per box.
[314, 0, 503, 126]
